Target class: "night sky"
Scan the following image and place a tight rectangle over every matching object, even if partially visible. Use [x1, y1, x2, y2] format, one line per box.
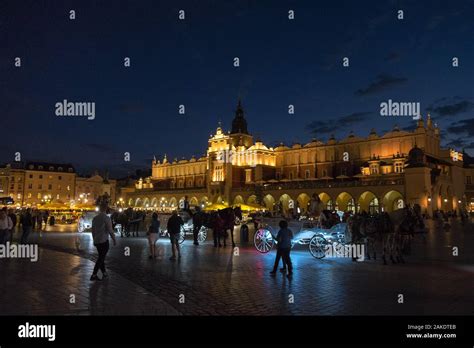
[2, 0, 474, 177]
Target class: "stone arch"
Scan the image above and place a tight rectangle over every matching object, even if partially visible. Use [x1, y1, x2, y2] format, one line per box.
[263, 194, 275, 211]
[358, 191, 379, 214]
[150, 197, 158, 208]
[128, 198, 134, 206]
[143, 197, 150, 208]
[335, 192, 355, 212]
[278, 194, 294, 213]
[382, 190, 404, 212]
[135, 197, 142, 207]
[189, 196, 199, 206]
[318, 192, 333, 210]
[169, 197, 177, 208]
[159, 197, 167, 208]
[247, 195, 257, 205]
[296, 193, 311, 213]
[233, 195, 244, 205]
[200, 196, 209, 207]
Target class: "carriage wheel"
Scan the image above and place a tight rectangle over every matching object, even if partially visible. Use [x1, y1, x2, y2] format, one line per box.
[309, 235, 328, 259]
[178, 227, 186, 244]
[198, 226, 207, 243]
[254, 228, 274, 253]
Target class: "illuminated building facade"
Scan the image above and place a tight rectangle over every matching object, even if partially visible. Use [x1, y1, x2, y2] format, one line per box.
[0, 162, 76, 206]
[124, 101, 471, 216]
[75, 174, 117, 205]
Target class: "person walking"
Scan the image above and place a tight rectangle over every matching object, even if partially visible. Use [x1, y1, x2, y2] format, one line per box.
[0, 208, 13, 245]
[147, 212, 160, 259]
[167, 210, 183, 261]
[90, 202, 116, 281]
[192, 206, 203, 246]
[270, 220, 293, 278]
[7, 208, 17, 243]
[31, 209, 37, 230]
[20, 208, 33, 244]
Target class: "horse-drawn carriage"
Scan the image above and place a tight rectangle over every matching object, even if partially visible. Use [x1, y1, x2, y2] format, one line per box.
[157, 210, 208, 244]
[253, 213, 349, 259]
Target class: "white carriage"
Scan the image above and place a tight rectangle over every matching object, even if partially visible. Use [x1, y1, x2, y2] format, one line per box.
[158, 211, 208, 244]
[253, 216, 348, 259]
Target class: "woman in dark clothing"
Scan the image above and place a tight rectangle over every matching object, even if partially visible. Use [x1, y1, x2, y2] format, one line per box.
[147, 212, 160, 259]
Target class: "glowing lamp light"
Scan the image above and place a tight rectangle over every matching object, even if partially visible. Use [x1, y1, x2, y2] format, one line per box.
[427, 198, 431, 202]
[119, 208, 123, 212]
[95, 207, 99, 212]
[444, 199, 448, 203]
[458, 200, 462, 204]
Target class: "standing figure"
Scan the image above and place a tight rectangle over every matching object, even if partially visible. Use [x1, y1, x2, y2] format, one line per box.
[20, 208, 33, 244]
[147, 212, 160, 259]
[167, 210, 184, 261]
[90, 202, 116, 281]
[7, 209, 17, 243]
[192, 206, 203, 246]
[270, 220, 293, 278]
[0, 208, 13, 245]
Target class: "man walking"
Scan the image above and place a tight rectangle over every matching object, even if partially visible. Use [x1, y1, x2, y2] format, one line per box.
[90, 202, 116, 281]
[167, 210, 183, 261]
[20, 208, 33, 244]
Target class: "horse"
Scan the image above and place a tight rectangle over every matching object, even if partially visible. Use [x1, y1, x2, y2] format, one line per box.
[346, 212, 381, 262]
[111, 210, 130, 237]
[216, 206, 242, 248]
[385, 205, 421, 264]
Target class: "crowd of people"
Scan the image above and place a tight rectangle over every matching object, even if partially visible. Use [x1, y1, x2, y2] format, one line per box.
[0, 207, 53, 245]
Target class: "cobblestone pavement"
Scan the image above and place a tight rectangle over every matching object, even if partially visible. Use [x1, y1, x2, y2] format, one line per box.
[1, 219, 473, 315]
[0, 248, 179, 316]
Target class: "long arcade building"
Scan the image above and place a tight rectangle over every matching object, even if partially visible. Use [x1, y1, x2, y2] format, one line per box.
[123, 101, 470, 216]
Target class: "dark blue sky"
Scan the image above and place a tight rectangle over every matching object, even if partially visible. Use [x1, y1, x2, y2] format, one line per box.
[2, 0, 474, 177]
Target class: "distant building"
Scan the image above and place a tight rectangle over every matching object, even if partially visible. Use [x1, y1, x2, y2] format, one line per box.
[123, 100, 471, 216]
[75, 173, 117, 204]
[0, 162, 76, 206]
[0, 162, 117, 208]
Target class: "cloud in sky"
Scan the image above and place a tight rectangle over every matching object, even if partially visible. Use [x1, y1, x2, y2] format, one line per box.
[427, 99, 474, 118]
[355, 74, 408, 96]
[307, 111, 373, 135]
